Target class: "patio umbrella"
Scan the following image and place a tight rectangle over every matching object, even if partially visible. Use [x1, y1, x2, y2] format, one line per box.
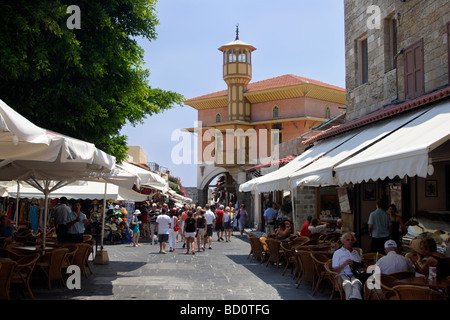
[0, 99, 138, 248]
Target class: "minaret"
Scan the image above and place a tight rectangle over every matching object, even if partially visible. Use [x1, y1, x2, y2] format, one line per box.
[218, 25, 256, 121]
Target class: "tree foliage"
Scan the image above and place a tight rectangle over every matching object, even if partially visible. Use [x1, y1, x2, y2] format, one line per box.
[0, 0, 184, 162]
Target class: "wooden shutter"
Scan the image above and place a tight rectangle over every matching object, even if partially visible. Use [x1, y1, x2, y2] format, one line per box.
[447, 22, 450, 83]
[404, 39, 424, 99]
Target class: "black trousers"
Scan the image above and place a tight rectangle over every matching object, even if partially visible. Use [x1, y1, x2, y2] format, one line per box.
[371, 237, 389, 254]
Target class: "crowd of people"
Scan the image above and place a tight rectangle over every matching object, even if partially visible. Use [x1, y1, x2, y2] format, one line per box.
[128, 201, 249, 254]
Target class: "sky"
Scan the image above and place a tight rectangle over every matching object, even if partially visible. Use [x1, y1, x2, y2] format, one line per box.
[120, 0, 346, 188]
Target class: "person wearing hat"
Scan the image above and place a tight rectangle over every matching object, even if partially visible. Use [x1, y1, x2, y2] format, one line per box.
[131, 209, 142, 247]
[376, 239, 414, 274]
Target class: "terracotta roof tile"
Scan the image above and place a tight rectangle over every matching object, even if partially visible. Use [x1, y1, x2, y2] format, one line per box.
[185, 74, 344, 103]
[303, 84, 450, 145]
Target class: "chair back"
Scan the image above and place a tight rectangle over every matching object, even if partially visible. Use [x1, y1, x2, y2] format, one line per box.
[296, 250, 315, 282]
[362, 252, 384, 265]
[379, 274, 398, 300]
[72, 243, 91, 268]
[0, 259, 18, 300]
[387, 271, 414, 279]
[290, 236, 310, 246]
[393, 285, 446, 300]
[324, 259, 345, 300]
[265, 239, 281, 259]
[249, 237, 262, 260]
[47, 248, 69, 281]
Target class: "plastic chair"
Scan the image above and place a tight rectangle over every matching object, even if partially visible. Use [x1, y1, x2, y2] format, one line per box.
[393, 285, 446, 300]
[11, 253, 40, 299]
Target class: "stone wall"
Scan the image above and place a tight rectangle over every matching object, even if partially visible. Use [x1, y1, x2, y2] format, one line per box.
[344, 0, 450, 121]
[293, 186, 316, 232]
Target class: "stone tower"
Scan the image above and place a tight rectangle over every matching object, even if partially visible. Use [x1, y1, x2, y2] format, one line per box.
[218, 26, 256, 122]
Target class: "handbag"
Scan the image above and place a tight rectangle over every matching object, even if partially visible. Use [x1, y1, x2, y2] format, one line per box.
[350, 261, 370, 283]
[174, 225, 180, 231]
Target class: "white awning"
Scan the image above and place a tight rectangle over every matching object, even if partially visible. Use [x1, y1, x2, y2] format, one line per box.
[289, 106, 431, 188]
[239, 132, 359, 193]
[8, 181, 149, 202]
[334, 100, 450, 185]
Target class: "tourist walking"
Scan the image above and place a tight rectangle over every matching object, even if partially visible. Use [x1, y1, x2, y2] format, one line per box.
[131, 209, 142, 247]
[155, 207, 171, 254]
[196, 207, 207, 251]
[148, 203, 159, 245]
[236, 204, 248, 237]
[169, 208, 179, 252]
[183, 211, 197, 254]
[215, 204, 225, 241]
[223, 206, 232, 242]
[204, 204, 216, 249]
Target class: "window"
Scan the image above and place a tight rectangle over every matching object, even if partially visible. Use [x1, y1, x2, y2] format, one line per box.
[271, 123, 282, 157]
[356, 37, 369, 86]
[384, 16, 397, 72]
[272, 106, 279, 119]
[216, 113, 221, 123]
[325, 107, 331, 119]
[404, 39, 424, 99]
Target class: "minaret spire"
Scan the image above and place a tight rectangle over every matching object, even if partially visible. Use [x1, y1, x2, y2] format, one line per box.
[235, 23, 239, 41]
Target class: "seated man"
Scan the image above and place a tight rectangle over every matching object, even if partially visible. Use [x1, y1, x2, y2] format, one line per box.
[332, 232, 363, 300]
[0, 215, 15, 247]
[376, 240, 414, 274]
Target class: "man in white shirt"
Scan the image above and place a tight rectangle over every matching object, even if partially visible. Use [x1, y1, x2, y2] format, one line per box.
[332, 232, 363, 300]
[203, 204, 216, 250]
[376, 240, 414, 274]
[156, 207, 171, 254]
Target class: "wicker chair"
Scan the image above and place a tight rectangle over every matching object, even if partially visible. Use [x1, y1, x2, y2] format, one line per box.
[379, 274, 398, 300]
[290, 236, 310, 246]
[249, 236, 268, 263]
[310, 252, 332, 296]
[295, 250, 316, 289]
[10, 253, 40, 299]
[265, 238, 283, 268]
[59, 244, 79, 269]
[393, 285, 446, 300]
[38, 247, 69, 289]
[387, 271, 415, 280]
[72, 243, 92, 278]
[280, 242, 296, 276]
[0, 259, 17, 300]
[362, 252, 384, 266]
[324, 259, 345, 300]
[247, 234, 258, 259]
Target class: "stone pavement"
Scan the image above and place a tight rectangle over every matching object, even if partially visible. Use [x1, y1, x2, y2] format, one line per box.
[21, 229, 330, 301]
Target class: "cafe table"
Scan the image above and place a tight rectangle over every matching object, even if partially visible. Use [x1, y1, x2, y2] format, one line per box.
[12, 246, 56, 255]
[393, 276, 450, 292]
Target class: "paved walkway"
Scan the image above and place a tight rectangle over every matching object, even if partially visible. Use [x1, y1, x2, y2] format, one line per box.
[21, 230, 330, 301]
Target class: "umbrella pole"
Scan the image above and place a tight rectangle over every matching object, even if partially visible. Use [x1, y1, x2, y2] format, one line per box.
[42, 181, 50, 249]
[14, 181, 20, 225]
[94, 182, 109, 264]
